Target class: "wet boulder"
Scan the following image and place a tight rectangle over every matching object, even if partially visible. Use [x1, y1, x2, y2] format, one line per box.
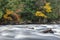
[42, 28, 54, 33]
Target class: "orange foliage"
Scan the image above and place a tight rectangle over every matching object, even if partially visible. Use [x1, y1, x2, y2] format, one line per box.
[3, 9, 20, 21]
[4, 9, 14, 20]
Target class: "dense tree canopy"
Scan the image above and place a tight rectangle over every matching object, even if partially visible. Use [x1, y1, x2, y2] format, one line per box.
[0, 0, 60, 24]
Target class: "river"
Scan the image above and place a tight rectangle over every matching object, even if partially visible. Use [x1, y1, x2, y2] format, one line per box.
[0, 24, 60, 40]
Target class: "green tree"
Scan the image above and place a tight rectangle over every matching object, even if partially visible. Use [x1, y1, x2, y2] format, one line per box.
[0, 0, 22, 17]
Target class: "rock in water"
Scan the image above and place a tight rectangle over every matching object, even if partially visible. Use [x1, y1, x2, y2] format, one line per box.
[42, 28, 54, 33]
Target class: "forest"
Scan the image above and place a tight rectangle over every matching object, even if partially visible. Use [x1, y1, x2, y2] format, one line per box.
[0, 0, 60, 25]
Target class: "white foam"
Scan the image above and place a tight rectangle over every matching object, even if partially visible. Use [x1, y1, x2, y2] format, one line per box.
[1, 33, 9, 36]
[11, 28, 20, 30]
[52, 29, 60, 33]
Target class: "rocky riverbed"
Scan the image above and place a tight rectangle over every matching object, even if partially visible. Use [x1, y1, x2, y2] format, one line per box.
[0, 24, 60, 40]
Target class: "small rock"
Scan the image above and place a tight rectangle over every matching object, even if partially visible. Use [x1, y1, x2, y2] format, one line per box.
[28, 27, 34, 29]
[42, 28, 54, 33]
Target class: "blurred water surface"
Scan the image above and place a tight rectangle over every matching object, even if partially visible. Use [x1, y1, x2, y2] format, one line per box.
[0, 24, 60, 40]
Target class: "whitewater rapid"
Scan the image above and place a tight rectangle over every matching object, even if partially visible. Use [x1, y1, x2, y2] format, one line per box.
[0, 24, 60, 40]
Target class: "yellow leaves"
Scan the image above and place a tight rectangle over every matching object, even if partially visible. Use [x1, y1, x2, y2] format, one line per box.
[35, 11, 44, 16]
[6, 9, 14, 14]
[45, 3, 50, 6]
[46, 9, 52, 13]
[4, 9, 14, 20]
[44, 2, 52, 13]
[4, 14, 12, 20]
[35, 2, 52, 18]
[4, 9, 20, 21]
[35, 11, 47, 18]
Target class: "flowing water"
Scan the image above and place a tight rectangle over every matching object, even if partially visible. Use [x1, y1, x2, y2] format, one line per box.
[0, 24, 60, 40]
